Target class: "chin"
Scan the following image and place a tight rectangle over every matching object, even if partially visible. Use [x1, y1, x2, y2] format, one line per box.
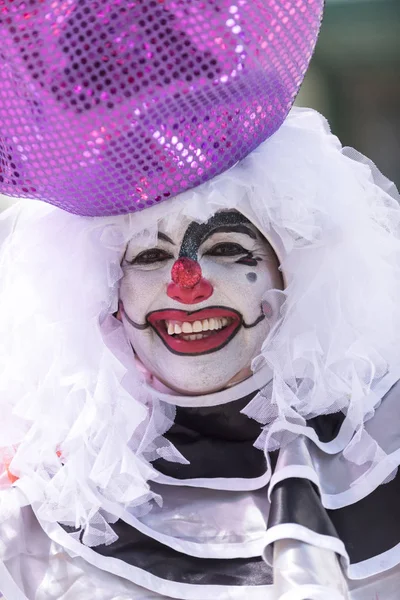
[158, 373, 234, 396]
[132, 330, 264, 396]
[144, 353, 248, 396]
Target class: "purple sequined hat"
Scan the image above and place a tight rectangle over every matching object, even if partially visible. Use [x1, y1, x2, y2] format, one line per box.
[0, 0, 323, 216]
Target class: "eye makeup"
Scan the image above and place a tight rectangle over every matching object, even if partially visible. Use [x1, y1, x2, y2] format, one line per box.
[236, 252, 262, 267]
[179, 212, 256, 261]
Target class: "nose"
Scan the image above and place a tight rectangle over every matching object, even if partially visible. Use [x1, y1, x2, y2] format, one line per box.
[167, 257, 213, 305]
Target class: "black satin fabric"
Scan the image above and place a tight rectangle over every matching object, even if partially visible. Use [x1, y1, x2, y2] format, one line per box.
[94, 520, 273, 586]
[268, 466, 400, 565]
[153, 391, 267, 479]
[307, 411, 346, 443]
[328, 470, 400, 564]
[268, 477, 340, 539]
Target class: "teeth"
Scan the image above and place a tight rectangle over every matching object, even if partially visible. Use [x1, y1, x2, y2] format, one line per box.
[165, 317, 232, 336]
[181, 333, 205, 341]
[212, 318, 222, 330]
[193, 320, 202, 332]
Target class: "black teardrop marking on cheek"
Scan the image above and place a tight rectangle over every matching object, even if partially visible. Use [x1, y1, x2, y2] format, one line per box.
[246, 272, 257, 282]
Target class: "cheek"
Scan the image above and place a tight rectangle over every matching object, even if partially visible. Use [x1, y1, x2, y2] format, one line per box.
[119, 268, 168, 317]
[225, 263, 273, 294]
[203, 261, 280, 319]
[244, 259, 282, 297]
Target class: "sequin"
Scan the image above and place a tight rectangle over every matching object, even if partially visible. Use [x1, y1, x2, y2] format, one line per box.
[0, 0, 323, 216]
[171, 257, 202, 289]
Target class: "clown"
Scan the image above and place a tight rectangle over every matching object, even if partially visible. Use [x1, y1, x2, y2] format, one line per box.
[1, 109, 400, 600]
[1, 1, 400, 599]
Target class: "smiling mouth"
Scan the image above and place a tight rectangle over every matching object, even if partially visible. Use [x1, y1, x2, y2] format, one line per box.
[147, 307, 243, 356]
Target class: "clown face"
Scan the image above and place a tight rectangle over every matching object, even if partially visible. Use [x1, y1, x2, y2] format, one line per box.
[119, 210, 282, 394]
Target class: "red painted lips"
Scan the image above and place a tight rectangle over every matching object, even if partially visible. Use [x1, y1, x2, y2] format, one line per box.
[147, 307, 242, 356]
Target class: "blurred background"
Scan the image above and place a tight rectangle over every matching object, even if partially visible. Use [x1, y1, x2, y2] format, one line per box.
[296, 0, 400, 187]
[1, 0, 399, 211]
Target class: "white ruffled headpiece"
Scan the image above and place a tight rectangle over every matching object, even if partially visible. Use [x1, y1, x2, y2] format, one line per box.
[1, 108, 400, 546]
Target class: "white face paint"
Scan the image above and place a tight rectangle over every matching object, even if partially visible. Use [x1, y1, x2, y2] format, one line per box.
[119, 210, 282, 395]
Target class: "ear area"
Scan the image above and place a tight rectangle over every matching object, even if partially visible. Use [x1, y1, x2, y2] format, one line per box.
[115, 301, 123, 322]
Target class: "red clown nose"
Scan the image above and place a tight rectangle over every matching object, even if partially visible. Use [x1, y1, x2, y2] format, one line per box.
[171, 257, 202, 288]
[168, 257, 213, 305]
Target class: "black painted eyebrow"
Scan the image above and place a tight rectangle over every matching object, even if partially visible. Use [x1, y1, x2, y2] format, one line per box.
[158, 231, 175, 245]
[201, 224, 257, 244]
[179, 211, 256, 260]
